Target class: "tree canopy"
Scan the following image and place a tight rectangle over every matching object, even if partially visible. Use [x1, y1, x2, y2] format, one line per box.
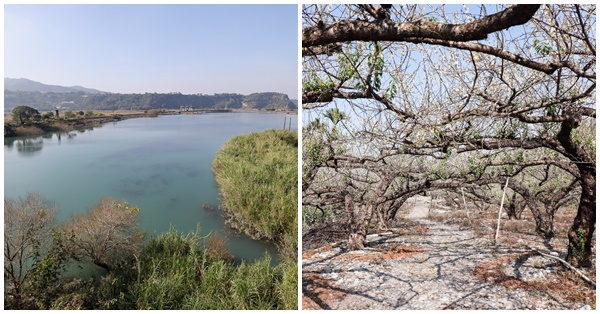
[12, 105, 40, 125]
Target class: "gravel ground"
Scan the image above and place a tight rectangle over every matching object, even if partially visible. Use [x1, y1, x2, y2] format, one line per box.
[302, 197, 595, 310]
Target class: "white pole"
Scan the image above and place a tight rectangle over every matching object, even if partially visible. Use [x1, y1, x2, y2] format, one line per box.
[461, 187, 471, 224]
[495, 177, 510, 244]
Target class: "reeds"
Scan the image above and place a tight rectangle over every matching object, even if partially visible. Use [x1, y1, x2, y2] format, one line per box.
[212, 129, 298, 260]
[131, 230, 297, 310]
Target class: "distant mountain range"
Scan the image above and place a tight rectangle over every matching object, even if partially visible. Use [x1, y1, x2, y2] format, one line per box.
[4, 78, 297, 112]
[5, 78, 105, 94]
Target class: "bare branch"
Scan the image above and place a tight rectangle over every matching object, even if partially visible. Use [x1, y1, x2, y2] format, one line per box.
[303, 5, 541, 47]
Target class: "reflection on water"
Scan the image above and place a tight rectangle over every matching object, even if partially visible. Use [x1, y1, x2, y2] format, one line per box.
[4, 130, 84, 157]
[4, 113, 298, 264]
[5, 136, 44, 157]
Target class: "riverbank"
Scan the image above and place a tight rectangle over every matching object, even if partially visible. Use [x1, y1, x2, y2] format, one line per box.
[4, 108, 297, 137]
[4, 110, 144, 137]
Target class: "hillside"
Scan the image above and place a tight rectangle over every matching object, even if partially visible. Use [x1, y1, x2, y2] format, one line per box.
[4, 79, 298, 112]
[4, 78, 104, 93]
[242, 92, 296, 110]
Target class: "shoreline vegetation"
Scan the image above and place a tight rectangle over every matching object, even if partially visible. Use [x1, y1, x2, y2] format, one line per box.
[4, 194, 298, 309]
[212, 130, 298, 262]
[4, 108, 297, 138]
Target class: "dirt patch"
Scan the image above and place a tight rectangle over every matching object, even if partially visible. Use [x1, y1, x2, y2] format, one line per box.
[473, 253, 531, 285]
[413, 225, 428, 233]
[302, 242, 342, 260]
[333, 245, 425, 262]
[473, 253, 596, 306]
[302, 272, 347, 310]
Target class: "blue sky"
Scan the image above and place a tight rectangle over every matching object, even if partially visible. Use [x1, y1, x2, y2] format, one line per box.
[4, 4, 298, 98]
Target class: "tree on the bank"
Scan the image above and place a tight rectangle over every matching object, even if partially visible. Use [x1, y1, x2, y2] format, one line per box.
[303, 4, 595, 267]
[62, 198, 143, 272]
[4, 193, 63, 308]
[12, 105, 40, 125]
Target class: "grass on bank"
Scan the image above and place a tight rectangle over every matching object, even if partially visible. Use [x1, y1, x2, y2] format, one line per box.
[212, 129, 298, 261]
[131, 230, 297, 310]
[15, 229, 297, 310]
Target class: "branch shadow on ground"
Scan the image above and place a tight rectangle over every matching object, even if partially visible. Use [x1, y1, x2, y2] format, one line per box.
[302, 222, 579, 310]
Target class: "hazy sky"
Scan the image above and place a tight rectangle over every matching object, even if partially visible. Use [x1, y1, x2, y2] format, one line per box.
[4, 4, 298, 98]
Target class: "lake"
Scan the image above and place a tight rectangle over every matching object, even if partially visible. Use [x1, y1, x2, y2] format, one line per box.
[4, 112, 298, 264]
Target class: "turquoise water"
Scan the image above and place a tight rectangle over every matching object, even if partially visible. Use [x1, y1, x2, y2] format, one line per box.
[4, 112, 298, 263]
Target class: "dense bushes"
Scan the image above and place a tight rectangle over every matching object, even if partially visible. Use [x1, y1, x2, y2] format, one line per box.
[212, 129, 298, 260]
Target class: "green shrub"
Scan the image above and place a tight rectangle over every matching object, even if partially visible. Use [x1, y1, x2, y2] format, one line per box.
[275, 262, 298, 310]
[212, 129, 298, 260]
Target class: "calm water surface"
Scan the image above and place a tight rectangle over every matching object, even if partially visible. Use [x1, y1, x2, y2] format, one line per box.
[4, 112, 298, 263]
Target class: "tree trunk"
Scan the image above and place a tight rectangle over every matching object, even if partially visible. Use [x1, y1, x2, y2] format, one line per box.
[375, 205, 389, 231]
[303, 5, 540, 47]
[348, 203, 374, 250]
[93, 259, 112, 272]
[345, 192, 364, 250]
[566, 168, 596, 267]
[506, 194, 519, 219]
[345, 191, 377, 250]
[528, 203, 555, 239]
[8, 283, 23, 309]
[556, 117, 596, 268]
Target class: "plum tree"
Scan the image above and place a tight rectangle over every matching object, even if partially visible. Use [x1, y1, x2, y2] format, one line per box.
[302, 4, 595, 266]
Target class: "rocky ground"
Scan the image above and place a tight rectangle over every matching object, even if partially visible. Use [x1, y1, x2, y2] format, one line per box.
[302, 196, 595, 310]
